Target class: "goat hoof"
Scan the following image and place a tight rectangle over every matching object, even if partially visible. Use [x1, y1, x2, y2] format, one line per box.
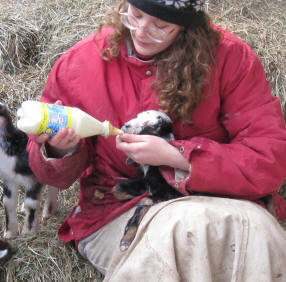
[0, 240, 15, 265]
[119, 240, 131, 252]
[3, 231, 18, 239]
[21, 227, 36, 236]
[42, 205, 57, 219]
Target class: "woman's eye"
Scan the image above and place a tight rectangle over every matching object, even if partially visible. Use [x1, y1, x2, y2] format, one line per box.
[130, 8, 142, 19]
[155, 23, 167, 29]
[133, 13, 141, 19]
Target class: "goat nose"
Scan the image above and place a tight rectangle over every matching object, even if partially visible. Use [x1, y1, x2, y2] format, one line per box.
[121, 124, 131, 133]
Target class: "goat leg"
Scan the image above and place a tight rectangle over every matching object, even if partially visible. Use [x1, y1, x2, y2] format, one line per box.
[22, 182, 42, 235]
[120, 197, 153, 251]
[42, 186, 59, 220]
[2, 181, 19, 238]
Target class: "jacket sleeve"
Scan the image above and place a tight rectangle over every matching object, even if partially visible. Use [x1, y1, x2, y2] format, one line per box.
[27, 139, 90, 189]
[26, 52, 91, 189]
[161, 41, 286, 200]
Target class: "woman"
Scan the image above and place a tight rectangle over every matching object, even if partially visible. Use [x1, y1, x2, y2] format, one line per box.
[27, 0, 286, 280]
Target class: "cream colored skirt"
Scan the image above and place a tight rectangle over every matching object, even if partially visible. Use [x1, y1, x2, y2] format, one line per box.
[78, 196, 286, 282]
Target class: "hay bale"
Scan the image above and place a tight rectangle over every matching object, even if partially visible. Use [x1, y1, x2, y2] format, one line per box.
[0, 20, 42, 74]
[0, 0, 117, 114]
[0, 0, 285, 281]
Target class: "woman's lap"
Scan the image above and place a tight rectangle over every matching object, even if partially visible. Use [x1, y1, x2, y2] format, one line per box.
[78, 196, 286, 282]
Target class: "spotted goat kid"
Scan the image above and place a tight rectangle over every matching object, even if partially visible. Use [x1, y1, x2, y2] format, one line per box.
[112, 110, 277, 251]
[0, 102, 58, 238]
[112, 110, 184, 251]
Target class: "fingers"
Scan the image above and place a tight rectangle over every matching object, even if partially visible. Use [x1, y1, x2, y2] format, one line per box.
[35, 127, 80, 152]
[116, 134, 157, 151]
[119, 133, 147, 143]
[36, 133, 50, 144]
[116, 134, 171, 166]
[116, 134, 142, 150]
[48, 128, 80, 149]
[116, 134, 151, 164]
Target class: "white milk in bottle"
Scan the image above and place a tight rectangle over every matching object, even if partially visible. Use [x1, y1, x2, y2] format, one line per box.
[16, 101, 123, 138]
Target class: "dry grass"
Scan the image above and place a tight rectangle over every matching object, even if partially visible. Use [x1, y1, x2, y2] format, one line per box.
[0, 0, 117, 111]
[0, 0, 285, 281]
[207, 0, 286, 119]
[0, 183, 105, 281]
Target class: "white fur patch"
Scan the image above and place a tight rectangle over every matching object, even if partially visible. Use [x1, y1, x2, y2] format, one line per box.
[0, 148, 36, 186]
[122, 110, 174, 141]
[24, 197, 40, 210]
[141, 164, 149, 177]
[0, 249, 8, 259]
[123, 110, 172, 135]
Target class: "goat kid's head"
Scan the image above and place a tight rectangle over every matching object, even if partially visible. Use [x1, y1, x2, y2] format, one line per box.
[0, 103, 27, 152]
[122, 110, 174, 141]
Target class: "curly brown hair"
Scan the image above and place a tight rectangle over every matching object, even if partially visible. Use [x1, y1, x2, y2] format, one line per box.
[97, 0, 221, 122]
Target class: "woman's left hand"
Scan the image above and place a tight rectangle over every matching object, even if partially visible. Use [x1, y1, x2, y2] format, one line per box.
[116, 133, 190, 171]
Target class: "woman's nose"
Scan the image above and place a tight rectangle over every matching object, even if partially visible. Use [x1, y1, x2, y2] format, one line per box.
[135, 18, 150, 37]
[135, 26, 147, 38]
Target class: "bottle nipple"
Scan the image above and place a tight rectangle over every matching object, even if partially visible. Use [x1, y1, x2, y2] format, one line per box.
[107, 122, 124, 137]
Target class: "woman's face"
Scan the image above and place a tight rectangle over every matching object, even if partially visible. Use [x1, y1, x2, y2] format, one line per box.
[127, 5, 182, 57]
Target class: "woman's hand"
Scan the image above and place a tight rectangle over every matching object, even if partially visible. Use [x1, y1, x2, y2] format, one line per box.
[116, 133, 190, 171]
[34, 100, 81, 158]
[36, 128, 81, 158]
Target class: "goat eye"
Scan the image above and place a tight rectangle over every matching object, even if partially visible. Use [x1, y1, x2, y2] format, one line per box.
[156, 116, 163, 124]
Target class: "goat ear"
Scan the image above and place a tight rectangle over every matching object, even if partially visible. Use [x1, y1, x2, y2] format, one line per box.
[126, 157, 135, 165]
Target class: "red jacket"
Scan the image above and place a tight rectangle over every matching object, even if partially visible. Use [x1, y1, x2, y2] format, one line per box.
[27, 27, 286, 243]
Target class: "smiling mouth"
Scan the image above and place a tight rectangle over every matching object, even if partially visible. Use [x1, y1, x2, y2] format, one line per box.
[132, 33, 152, 46]
[135, 38, 149, 46]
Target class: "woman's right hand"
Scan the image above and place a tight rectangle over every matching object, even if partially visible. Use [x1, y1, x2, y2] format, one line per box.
[36, 128, 81, 158]
[34, 100, 81, 158]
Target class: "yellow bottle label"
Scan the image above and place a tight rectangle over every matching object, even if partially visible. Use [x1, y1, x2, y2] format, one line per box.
[35, 103, 73, 136]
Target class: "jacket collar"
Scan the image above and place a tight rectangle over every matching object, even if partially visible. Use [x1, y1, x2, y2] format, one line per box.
[124, 39, 155, 63]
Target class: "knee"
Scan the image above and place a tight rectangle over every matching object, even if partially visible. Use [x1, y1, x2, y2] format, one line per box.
[142, 196, 273, 242]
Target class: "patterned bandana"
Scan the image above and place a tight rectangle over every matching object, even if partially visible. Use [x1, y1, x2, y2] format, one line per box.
[126, 0, 205, 27]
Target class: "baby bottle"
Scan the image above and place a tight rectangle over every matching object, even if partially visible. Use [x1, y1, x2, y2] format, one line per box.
[16, 101, 123, 138]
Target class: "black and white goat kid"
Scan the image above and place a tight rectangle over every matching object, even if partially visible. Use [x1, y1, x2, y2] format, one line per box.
[0, 102, 58, 238]
[113, 110, 184, 251]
